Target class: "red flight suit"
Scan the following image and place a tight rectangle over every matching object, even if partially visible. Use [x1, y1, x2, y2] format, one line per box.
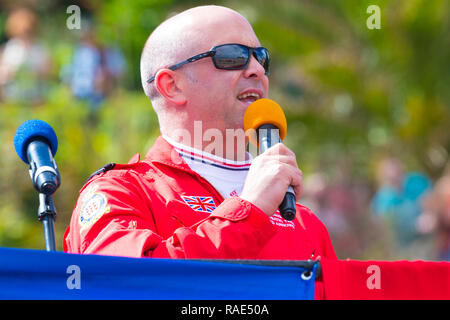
[63, 136, 337, 298]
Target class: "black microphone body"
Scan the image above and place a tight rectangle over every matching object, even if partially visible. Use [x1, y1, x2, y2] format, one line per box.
[27, 138, 61, 195]
[258, 124, 297, 221]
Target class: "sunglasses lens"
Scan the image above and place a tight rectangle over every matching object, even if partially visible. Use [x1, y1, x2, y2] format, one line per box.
[254, 48, 270, 74]
[213, 44, 270, 74]
[214, 45, 249, 69]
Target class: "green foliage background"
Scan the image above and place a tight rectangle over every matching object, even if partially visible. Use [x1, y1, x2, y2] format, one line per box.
[0, 0, 448, 259]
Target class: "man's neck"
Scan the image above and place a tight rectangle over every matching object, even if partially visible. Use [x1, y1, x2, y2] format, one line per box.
[162, 133, 250, 162]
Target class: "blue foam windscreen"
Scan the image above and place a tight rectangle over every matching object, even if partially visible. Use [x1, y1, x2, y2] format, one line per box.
[14, 119, 58, 164]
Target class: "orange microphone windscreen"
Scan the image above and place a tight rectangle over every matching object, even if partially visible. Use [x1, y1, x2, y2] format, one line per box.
[243, 98, 287, 146]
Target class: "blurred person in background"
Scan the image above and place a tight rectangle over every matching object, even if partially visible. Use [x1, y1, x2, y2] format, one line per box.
[371, 158, 404, 215]
[61, 20, 125, 113]
[301, 157, 371, 259]
[371, 157, 432, 254]
[417, 164, 450, 261]
[0, 7, 51, 104]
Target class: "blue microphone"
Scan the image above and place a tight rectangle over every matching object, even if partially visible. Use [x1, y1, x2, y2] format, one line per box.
[14, 120, 61, 195]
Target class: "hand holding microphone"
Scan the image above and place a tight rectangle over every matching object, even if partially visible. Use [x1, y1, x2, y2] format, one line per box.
[241, 99, 301, 220]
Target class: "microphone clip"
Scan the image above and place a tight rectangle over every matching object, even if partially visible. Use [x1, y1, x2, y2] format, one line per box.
[37, 193, 57, 251]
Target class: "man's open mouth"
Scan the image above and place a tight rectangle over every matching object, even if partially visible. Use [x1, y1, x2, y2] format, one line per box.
[237, 92, 261, 105]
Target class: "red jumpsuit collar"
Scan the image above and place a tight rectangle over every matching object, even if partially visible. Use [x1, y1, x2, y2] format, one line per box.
[144, 136, 192, 172]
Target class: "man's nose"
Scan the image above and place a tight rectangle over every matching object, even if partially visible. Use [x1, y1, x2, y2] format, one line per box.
[243, 54, 266, 79]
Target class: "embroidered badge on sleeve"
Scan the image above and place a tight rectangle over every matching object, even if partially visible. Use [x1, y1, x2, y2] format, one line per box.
[78, 187, 110, 230]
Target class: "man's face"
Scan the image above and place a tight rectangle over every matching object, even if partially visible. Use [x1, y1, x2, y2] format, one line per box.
[181, 16, 269, 135]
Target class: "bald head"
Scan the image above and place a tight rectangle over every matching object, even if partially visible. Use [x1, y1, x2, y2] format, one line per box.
[139, 5, 268, 150]
[140, 6, 257, 102]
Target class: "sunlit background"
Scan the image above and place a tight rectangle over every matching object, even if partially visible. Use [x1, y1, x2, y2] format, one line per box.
[0, 0, 449, 261]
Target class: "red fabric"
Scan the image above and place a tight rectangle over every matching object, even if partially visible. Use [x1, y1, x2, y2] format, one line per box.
[320, 258, 450, 300]
[64, 136, 336, 269]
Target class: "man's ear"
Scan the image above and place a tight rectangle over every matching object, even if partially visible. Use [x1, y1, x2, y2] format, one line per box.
[154, 69, 187, 106]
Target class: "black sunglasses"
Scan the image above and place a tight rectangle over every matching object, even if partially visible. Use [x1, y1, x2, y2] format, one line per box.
[146, 43, 270, 83]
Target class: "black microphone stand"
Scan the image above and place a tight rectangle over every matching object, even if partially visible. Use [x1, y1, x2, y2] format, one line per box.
[38, 193, 57, 251]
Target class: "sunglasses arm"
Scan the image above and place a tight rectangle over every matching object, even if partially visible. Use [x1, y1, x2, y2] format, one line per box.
[147, 51, 214, 83]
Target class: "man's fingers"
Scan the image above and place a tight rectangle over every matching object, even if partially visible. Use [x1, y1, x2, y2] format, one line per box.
[266, 160, 303, 200]
[263, 143, 296, 159]
[288, 166, 303, 201]
[261, 154, 298, 168]
[254, 148, 302, 198]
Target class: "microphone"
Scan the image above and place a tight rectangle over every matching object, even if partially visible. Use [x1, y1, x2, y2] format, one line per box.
[243, 98, 296, 221]
[14, 120, 61, 195]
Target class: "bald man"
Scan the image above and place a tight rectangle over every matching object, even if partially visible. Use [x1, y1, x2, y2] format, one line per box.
[64, 6, 336, 284]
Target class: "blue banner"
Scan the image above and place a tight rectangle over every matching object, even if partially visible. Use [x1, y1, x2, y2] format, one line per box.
[0, 248, 316, 300]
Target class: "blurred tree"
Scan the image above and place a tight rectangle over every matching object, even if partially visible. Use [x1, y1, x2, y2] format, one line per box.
[95, 0, 175, 89]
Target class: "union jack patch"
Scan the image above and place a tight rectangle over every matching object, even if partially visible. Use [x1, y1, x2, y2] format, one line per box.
[181, 195, 216, 213]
